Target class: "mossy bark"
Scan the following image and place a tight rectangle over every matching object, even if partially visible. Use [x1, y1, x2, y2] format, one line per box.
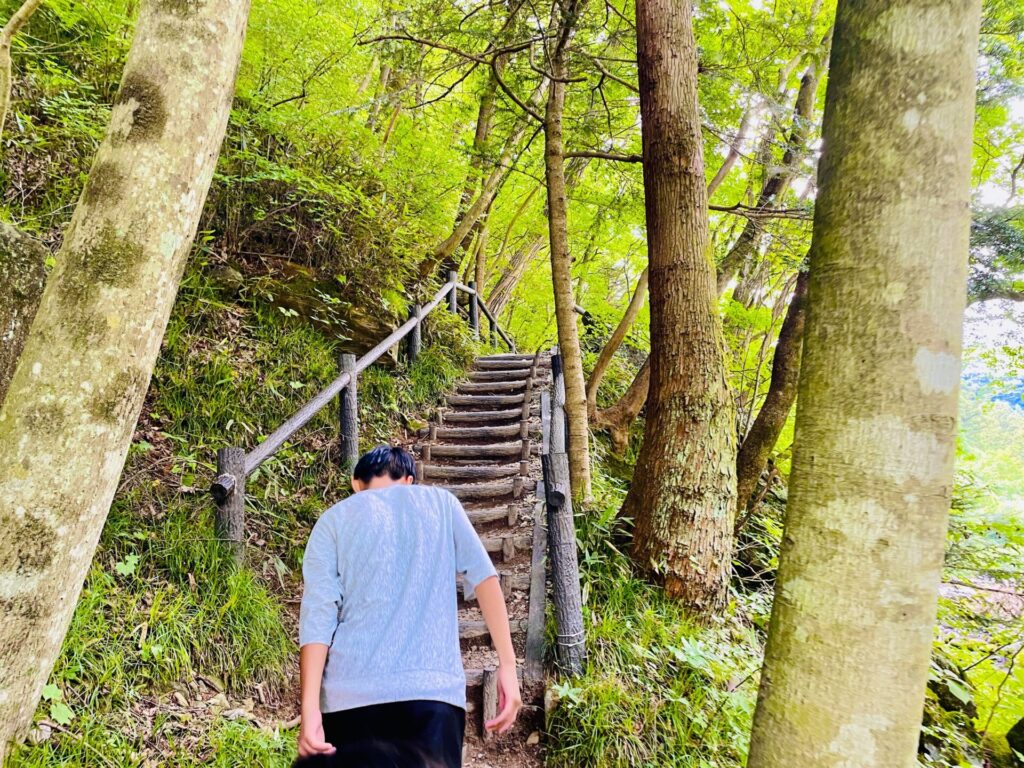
[623, 0, 737, 617]
[747, 0, 981, 765]
[0, 0, 250, 752]
[544, 5, 592, 501]
[0, 222, 47, 406]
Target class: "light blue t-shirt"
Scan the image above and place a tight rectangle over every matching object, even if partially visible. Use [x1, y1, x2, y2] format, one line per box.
[298, 484, 498, 713]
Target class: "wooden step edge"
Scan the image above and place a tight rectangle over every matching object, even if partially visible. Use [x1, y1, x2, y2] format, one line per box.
[480, 532, 533, 560]
[422, 463, 522, 481]
[466, 504, 519, 526]
[459, 617, 527, 640]
[523, 499, 547, 686]
[458, 571, 531, 602]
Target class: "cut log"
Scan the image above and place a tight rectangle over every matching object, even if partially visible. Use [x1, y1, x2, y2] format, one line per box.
[443, 478, 520, 501]
[434, 424, 523, 440]
[423, 463, 521, 481]
[482, 669, 497, 740]
[458, 571, 530, 599]
[480, 532, 533, 555]
[475, 359, 539, 371]
[447, 393, 526, 407]
[441, 408, 523, 424]
[430, 442, 524, 459]
[460, 618, 527, 639]
[470, 369, 532, 382]
[467, 505, 516, 525]
[479, 354, 538, 362]
[464, 667, 525, 687]
[458, 380, 527, 393]
[524, 501, 547, 685]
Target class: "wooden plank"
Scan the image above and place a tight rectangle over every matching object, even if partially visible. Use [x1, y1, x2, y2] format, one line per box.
[467, 506, 515, 525]
[464, 667, 525, 687]
[434, 424, 522, 440]
[423, 464, 521, 481]
[475, 359, 538, 371]
[441, 408, 523, 423]
[460, 618, 527, 639]
[447, 393, 526, 407]
[524, 500, 547, 685]
[444, 479, 519, 501]
[430, 442, 523, 458]
[469, 369, 531, 382]
[482, 669, 497, 740]
[479, 532, 532, 554]
[457, 380, 527, 393]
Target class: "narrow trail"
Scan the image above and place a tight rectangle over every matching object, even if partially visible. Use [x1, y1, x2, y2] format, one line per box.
[415, 352, 550, 768]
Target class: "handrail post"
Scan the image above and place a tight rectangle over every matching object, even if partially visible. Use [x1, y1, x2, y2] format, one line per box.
[213, 447, 245, 564]
[339, 353, 359, 473]
[468, 280, 480, 339]
[544, 350, 585, 675]
[408, 304, 422, 362]
[489, 316, 497, 349]
[448, 270, 458, 313]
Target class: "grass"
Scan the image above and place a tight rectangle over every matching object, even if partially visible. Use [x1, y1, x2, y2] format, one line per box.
[5, 257, 480, 767]
[545, 465, 765, 768]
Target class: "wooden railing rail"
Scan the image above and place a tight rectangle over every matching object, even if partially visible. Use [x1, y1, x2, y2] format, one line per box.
[541, 348, 586, 676]
[210, 272, 515, 560]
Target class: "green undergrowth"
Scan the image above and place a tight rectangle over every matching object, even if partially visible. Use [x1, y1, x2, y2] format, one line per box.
[5, 261, 480, 767]
[545, 460, 766, 768]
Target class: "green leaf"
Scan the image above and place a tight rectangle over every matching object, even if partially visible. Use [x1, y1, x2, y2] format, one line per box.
[41, 683, 61, 702]
[114, 554, 140, 577]
[49, 702, 74, 726]
[945, 679, 971, 704]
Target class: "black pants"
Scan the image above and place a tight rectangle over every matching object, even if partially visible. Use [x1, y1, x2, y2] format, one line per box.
[296, 700, 465, 768]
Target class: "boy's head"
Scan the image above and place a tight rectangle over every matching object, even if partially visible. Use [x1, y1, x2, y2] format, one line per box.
[351, 445, 416, 492]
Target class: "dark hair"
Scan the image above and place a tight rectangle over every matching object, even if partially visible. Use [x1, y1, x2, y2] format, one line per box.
[352, 445, 416, 484]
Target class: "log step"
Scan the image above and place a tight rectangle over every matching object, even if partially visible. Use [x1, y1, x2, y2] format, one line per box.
[427, 441, 527, 459]
[467, 504, 519, 526]
[460, 618, 527, 640]
[465, 666, 525, 687]
[441, 408, 523, 424]
[475, 359, 537, 371]
[422, 463, 524, 482]
[433, 424, 524, 440]
[480, 532, 533, 556]
[469, 370, 531, 383]
[447, 393, 526, 407]
[458, 571, 531, 601]
[479, 354, 537, 362]
[443, 477, 523, 501]
[457, 380, 528, 394]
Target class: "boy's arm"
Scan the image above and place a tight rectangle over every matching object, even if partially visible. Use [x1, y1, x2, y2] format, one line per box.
[476, 575, 523, 733]
[297, 519, 341, 756]
[298, 644, 335, 756]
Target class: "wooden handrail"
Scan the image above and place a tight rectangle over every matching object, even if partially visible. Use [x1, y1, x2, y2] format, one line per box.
[210, 274, 516, 560]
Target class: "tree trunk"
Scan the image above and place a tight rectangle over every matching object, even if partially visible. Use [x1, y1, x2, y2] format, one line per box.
[453, 71, 500, 231]
[593, 356, 649, 454]
[585, 267, 648, 419]
[716, 60, 825, 296]
[0, 0, 250, 751]
[544, 7, 591, 501]
[488, 238, 544, 319]
[734, 267, 808, 518]
[0, 222, 47, 406]
[622, 0, 736, 616]
[707, 102, 756, 198]
[0, 0, 43, 144]
[747, 0, 981, 763]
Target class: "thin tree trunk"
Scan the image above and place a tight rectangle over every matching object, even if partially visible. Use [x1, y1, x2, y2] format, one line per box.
[585, 267, 648, 418]
[593, 356, 649, 454]
[747, 0, 981, 764]
[622, 0, 736, 616]
[453, 71, 500, 230]
[716, 56, 826, 296]
[488, 238, 543, 318]
[0, 222, 47, 406]
[0, 0, 250, 750]
[0, 0, 42, 145]
[544, 2, 591, 501]
[734, 267, 808, 518]
[707, 102, 756, 198]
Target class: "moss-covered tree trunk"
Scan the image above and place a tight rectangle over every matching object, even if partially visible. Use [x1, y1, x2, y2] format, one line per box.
[0, 223, 47, 406]
[734, 267, 808, 517]
[747, 0, 981, 764]
[0, 0, 250, 752]
[545, 5, 591, 501]
[622, 0, 736, 616]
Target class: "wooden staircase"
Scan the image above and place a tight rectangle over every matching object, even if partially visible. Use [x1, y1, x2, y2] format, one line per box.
[415, 352, 549, 766]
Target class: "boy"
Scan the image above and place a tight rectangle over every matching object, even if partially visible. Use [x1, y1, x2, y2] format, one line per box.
[296, 445, 522, 766]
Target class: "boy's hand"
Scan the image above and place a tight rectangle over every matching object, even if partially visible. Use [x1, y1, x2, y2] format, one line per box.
[298, 712, 336, 758]
[485, 663, 523, 734]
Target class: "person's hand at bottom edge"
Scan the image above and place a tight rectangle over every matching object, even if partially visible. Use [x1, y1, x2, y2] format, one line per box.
[298, 712, 337, 758]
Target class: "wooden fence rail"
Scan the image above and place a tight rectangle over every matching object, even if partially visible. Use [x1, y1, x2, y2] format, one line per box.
[210, 274, 515, 559]
[541, 349, 586, 676]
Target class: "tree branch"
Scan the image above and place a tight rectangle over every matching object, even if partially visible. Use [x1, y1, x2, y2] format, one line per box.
[564, 150, 642, 162]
